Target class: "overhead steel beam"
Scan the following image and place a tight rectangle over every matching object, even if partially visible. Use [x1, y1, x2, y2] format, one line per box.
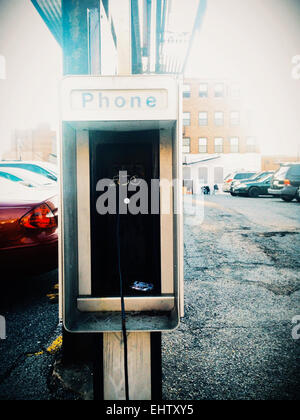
[155, 0, 162, 73]
[31, 0, 62, 45]
[62, 0, 99, 75]
[131, 0, 143, 74]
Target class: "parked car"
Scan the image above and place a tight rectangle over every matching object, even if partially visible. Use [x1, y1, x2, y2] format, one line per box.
[268, 163, 300, 202]
[223, 171, 257, 192]
[0, 160, 58, 182]
[230, 171, 275, 196]
[231, 174, 273, 197]
[0, 178, 58, 274]
[0, 167, 57, 190]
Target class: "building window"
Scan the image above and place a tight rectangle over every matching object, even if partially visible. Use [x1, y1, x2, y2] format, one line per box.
[214, 83, 224, 98]
[230, 137, 239, 153]
[246, 137, 257, 153]
[183, 84, 191, 98]
[198, 111, 208, 126]
[183, 167, 191, 180]
[230, 111, 240, 126]
[199, 83, 208, 98]
[183, 167, 193, 193]
[198, 167, 208, 184]
[183, 112, 191, 126]
[214, 111, 224, 126]
[214, 138, 224, 153]
[214, 167, 224, 184]
[183, 138, 191, 154]
[198, 138, 208, 153]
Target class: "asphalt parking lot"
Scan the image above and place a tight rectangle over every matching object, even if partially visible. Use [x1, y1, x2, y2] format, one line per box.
[0, 194, 299, 400]
[163, 194, 300, 400]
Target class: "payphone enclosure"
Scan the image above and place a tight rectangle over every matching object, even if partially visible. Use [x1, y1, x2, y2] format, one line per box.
[60, 76, 183, 333]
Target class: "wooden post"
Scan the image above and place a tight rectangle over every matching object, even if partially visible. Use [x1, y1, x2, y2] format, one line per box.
[103, 332, 151, 400]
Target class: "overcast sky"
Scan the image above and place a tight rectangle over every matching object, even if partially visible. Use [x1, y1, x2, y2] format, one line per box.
[0, 0, 300, 157]
[0, 0, 62, 157]
[186, 0, 300, 156]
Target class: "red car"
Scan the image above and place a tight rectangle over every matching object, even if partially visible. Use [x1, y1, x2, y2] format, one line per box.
[0, 178, 58, 274]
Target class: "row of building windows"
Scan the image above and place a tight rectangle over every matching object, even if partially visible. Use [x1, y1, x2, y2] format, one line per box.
[182, 137, 257, 154]
[183, 83, 240, 99]
[183, 111, 241, 127]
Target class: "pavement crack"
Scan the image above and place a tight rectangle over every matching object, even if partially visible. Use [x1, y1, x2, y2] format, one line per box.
[229, 278, 300, 296]
[0, 354, 27, 385]
[257, 231, 300, 238]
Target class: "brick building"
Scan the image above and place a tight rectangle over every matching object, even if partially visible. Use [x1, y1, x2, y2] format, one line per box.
[261, 155, 300, 171]
[2, 124, 57, 163]
[182, 78, 261, 193]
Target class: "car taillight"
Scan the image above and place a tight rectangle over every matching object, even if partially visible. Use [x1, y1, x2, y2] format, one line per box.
[226, 179, 233, 183]
[20, 204, 57, 229]
[284, 179, 291, 186]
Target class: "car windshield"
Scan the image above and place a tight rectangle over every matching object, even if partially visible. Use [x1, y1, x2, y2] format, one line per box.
[259, 174, 272, 182]
[40, 162, 58, 176]
[0, 168, 56, 187]
[0, 171, 23, 182]
[248, 172, 270, 181]
[235, 173, 256, 180]
[249, 173, 261, 181]
[0, 162, 58, 181]
[275, 166, 290, 180]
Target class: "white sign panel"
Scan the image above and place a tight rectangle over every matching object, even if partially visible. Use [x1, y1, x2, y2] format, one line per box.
[61, 76, 179, 123]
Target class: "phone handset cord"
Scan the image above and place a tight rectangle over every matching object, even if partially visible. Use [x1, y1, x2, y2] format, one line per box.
[116, 187, 130, 401]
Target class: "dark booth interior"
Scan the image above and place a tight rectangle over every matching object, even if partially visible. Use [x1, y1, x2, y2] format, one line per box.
[89, 130, 161, 298]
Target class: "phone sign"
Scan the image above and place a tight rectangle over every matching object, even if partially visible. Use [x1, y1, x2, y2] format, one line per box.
[70, 89, 168, 111]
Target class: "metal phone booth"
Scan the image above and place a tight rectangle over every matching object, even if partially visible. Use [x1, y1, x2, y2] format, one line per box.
[61, 75, 183, 333]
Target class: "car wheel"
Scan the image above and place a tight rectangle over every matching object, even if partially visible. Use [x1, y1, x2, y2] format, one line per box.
[281, 195, 294, 202]
[296, 190, 300, 202]
[248, 187, 260, 198]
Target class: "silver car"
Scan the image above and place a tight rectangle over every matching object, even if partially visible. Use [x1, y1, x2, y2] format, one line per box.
[223, 171, 257, 193]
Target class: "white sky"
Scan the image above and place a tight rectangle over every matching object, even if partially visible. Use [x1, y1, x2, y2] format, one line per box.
[0, 0, 300, 157]
[0, 0, 62, 157]
[186, 0, 300, 156]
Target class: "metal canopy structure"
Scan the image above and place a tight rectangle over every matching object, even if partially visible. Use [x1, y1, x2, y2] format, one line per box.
[31, 0, 62, 45]
[31, 0, 206, 75]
